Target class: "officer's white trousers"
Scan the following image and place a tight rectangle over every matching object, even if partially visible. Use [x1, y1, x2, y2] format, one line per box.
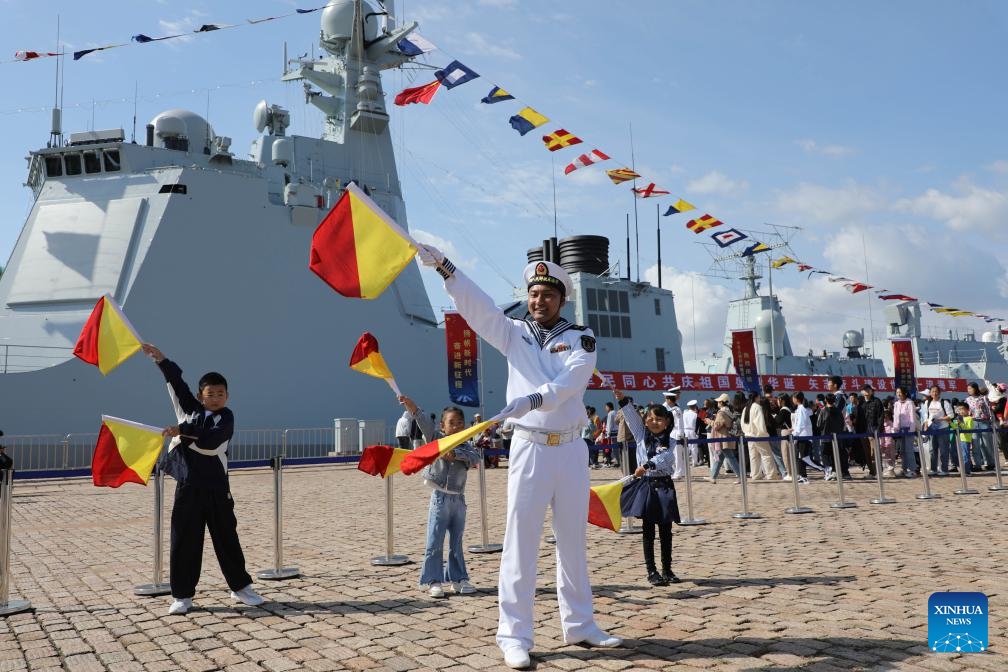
[496, 436, 598, 652]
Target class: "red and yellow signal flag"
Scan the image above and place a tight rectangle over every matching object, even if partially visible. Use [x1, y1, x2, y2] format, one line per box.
[588, 478, 628, 531]
[92, 416, 164, 487]
[357, 444, 413, 478]
[400, 419, 497, 475]
[348, 332, 401, 396]
[309, 182, 418, 299]
[73, 294, 143, 375]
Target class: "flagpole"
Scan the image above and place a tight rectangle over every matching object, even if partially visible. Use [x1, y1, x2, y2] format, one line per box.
[768, 258, 777, 375]
[656, 203, 662, 289]
[629, 121, 640, 282]
[861, 230, 876, 354]
[551, 154, 558, 239]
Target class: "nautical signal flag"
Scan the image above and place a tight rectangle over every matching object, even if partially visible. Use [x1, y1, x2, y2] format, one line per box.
[712, 228, 747, 248]
[394, 80, 441, 106]
[509, 107, 549, 136]
[741, 241, 771, 257]
[73, 294, 143, 375]
[771, 256, 797, 269]
[92, 416, 164, 488]
[663, 199, 696, 216]
[348, 332, 401, 397]
[606, 168, 641, 185]
[632, 183, 670, 198]
[357, 444, 412, 478]
[481, 85, 515, 104]
[798, 263, 814, 272]
[844, 282, 871, 294]
[542, 129, 583, 152]
[564, 150, 610, 175]
[396, 32, 437, 57]
[878, 293, 918, 301]
[686, 214, 723, 234]
[400, 419, 497, 475]
[588, 477, 630, 531]
[309, 182, 418, 299]
[434, 60, 479, 89]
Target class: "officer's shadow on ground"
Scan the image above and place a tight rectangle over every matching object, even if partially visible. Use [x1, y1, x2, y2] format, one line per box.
[534, 636, 925, 671]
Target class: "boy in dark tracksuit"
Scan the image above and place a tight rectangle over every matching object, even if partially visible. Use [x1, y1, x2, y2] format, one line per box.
[142, 344, 263, 616]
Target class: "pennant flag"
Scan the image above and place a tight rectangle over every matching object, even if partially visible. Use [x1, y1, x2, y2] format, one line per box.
[948, 310, 975, 317]
[435, 60, 479, 89]
[712, 228, 747, 248]
[878, 293, 917, 301]
[844, 282, 871, 293]
[827, 276, 852, 283]
[348, 332, 401, 396]
[564, 150, 610, 175]
[481, 85, 515, 104]
[771, 256, 796, 269]
[92, 416, 164, 488]
[15, 50, 60, 60]
[606, 168, 640, 185]
[74, 44, 127, 60]
[396, 32, 437, 57]
[663, 199, 696, 216]
[394, 79, 441, 106]
[309, 182, 418, 299]
[73, 294, 143, 375]
[195, 24, 231, 33]
[632, 183, 670, 198]
[588, 479, 625, 531]
[400, 419, 497, 475]
[542, 129, 583, 152]
[357, 444, 412, 478]
[797, 263, 814, 272]
[686, 214, 723, 234]
[741, 242, 771, 257]
[509, 107, 549, 136]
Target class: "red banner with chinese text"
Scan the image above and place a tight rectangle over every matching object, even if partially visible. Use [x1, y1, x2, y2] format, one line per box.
[444, 312, 479, 407]
[891, 339, 916, 396]
[731, 329, 761, 394]
[588, 371, 967, 395]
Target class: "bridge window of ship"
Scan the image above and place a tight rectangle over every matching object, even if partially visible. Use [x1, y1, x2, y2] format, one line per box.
[102, 149, 121, 172]
[158, 184, 187, 194]
[83, 151, 102, 174]
[43, 156, 62, 177]
[64, 153, 82, 176]
[656, 347, 666, 372]
[585, 288, 631, 339]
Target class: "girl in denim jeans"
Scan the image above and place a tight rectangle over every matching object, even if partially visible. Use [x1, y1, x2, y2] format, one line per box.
[401, 397, 481, 598]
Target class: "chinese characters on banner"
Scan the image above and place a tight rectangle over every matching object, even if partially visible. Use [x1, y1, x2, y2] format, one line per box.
[444, 312, 480, 407]
[587, 371, 967, 395]
[731, 329, 761, 394]
[891, 339, 916, 395]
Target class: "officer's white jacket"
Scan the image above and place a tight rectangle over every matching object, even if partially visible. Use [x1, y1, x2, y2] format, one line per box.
[444, 267, 596, 432]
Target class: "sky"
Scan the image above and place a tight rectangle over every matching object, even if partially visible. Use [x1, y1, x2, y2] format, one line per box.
[2, 0, 1007, 363]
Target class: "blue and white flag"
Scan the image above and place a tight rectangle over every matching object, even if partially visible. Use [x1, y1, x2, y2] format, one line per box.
[396, 32, 437, 57]
[435, 60, 480, 89]
[712, 228, 747, 248]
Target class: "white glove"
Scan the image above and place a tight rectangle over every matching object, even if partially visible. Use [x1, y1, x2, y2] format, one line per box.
[497, 396, 534, 420]
[417, 244, 444, 268]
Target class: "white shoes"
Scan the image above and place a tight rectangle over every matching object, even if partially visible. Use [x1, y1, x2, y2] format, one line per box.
[230, 585, 265, 606]
[168, 597, 192, 615]
[782, 475, 793, 482]
[503, 646, 531, 669]
[428, 582, 445, 598]
[451, 579, 477, 594]
[570, 630, 624, 648]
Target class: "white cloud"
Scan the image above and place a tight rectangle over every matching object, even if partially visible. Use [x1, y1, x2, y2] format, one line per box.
[459, 32, 521, 60]
[986, 160, 1008, 174]
[774, 181, 884, 224]
[642, 264, 732, 358]
[796, 139, 856, 158]
[686, 171, 748, 196]
[895, 181, 1008, 234]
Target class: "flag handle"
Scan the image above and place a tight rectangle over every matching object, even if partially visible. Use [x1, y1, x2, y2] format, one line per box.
[385, 377, 402, 399]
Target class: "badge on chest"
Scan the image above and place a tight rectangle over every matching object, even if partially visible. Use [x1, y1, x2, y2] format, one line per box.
[549, 343, 570, 353]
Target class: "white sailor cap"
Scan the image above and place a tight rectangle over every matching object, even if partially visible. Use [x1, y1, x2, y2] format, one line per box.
[662, 386, 681, 397]
[524, 260, 573, 297]
[686, 399, 698, 407]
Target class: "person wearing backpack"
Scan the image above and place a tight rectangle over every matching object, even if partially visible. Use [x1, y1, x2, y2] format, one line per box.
[923, 385, 955, 476]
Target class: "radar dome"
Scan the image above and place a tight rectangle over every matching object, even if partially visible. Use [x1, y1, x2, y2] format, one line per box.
[841, 330, 864, 349]
[321, 0, 379, 51]
[150, 109, 215, 152]
[982, 331, 997, 343]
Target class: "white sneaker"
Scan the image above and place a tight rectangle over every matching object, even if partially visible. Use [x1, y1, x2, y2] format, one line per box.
[230, 585, 264, 606]
[503, 646, 531, 669]
[571, 630, 624, 648]
[428, 582, 445, 598]
[782, 475, 793, 482]
[797, 477, 809, 484]
[452, 579, 477, 594]
[168, 597, 191, 615]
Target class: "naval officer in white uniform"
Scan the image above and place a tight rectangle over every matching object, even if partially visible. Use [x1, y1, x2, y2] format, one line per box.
[419, 248, 622, 669]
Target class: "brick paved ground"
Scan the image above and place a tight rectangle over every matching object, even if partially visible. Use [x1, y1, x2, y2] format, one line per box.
[1, 463, 1005, 671]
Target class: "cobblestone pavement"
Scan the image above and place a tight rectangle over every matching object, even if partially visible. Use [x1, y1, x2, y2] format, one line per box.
[1, 463, 1006, 671]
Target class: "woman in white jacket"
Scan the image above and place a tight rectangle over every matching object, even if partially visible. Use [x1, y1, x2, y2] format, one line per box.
[741, 392, 780, 480]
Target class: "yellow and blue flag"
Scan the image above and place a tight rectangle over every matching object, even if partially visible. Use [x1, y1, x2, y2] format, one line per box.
[509, 107, 549, 136]
[481, 85, 514, 104]
[663, 199, 696, 216]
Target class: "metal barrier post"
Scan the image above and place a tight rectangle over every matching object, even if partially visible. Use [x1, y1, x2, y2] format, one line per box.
[732, 437, 761, 520]
[617, 443, 642, 534]
[869, 431, 896, 505]
[257, 455, 300, 579]
[0, 469, 31, 615]
[371, 474, 409, 566]
[988, 427, 1008, 492]
[784, 436, 812, 514]
[916, 428, 941, 500]
[678, 440, 707, 525]
[952, 428, 979, 496]
[134, 467, 172, 596]
[469, 446, 503, 553]
[829, 434, 856, 509]
[62, 434, 70, 470]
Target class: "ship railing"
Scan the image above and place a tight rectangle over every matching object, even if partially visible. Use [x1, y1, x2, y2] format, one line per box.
[0, 344, 75, 374]
[25, 152, 45, 198]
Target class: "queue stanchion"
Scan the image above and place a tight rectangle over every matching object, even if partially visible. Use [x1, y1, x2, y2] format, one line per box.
[617, 442, 642, 535]
[829, 434, 856, 509]
[869, 432, 896, 505]
[952, 428, 979, 496]
[916, 427, 941, 500]
[134, 466, 172, 596]
[0, 469, 31, 616]
[732, 437, 761, 520]
[678, 440, 707, 525]
[257, 455, 300, 579]
[988, 427, 1008, 492]
[469, 445, 503, 553]
[371, 473, 409, 566]
[784, 436, 812, 514]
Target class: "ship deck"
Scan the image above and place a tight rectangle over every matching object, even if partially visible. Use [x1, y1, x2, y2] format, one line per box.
[0, 464, 1003, 671]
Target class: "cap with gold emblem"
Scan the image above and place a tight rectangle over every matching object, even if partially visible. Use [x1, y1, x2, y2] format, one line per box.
[523, 260, 573, 297]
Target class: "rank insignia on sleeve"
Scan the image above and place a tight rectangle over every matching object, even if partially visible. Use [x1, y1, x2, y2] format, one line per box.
[580, 335, 596, 352]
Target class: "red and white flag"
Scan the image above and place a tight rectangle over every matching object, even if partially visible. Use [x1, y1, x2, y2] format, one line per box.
[564, 149, 610, 175]
[631, 182, 670, 198]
